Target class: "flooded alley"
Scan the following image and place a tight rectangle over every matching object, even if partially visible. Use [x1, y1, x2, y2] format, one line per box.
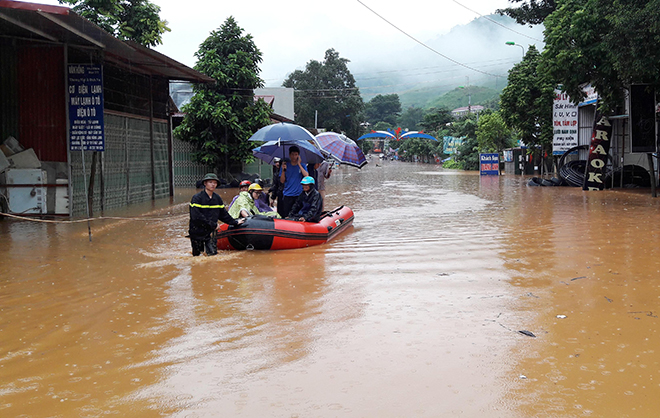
[2, 161, 660, 417]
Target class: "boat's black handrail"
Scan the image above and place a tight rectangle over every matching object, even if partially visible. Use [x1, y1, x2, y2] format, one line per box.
[319, 205, 344, 220]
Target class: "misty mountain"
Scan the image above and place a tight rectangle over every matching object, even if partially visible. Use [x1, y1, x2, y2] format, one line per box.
[353, 14, 544, 109]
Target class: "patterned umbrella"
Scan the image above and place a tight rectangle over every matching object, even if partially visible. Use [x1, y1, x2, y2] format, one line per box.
[314, 132, 368, 169]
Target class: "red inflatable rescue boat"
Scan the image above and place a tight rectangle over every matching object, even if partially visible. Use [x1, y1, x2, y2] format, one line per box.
[216, 205, 354, 251]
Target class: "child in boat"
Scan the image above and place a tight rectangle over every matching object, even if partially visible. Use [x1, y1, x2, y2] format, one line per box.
[228, 183, 280, 219]
[227, 180, 251, 210]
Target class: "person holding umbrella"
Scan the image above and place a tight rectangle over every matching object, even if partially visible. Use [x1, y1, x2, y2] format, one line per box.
[278, 146, 309, 218]
[188, 173, 244, 256]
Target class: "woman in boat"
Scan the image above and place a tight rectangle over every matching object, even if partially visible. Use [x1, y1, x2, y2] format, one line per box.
[228, 183, 280, 219]
[287, 176, 323, 222]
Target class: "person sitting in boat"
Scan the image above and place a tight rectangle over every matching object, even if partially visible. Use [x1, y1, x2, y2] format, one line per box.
[227, 180, 251, 210]
[287, 176, 323, 223]
[253, 179, 275, 212]
[228, 183, 280, 219]
[189, 173, 244, 256]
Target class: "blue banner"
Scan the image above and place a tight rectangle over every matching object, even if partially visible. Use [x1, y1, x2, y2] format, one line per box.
[68, 64, 104, 151]
[479, 153, 499, 175]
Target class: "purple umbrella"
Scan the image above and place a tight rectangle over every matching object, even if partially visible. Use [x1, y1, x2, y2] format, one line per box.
[314, 132, 368, 169]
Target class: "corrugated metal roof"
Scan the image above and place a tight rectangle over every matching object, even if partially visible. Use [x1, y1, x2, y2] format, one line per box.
[0, 0, 214, 83]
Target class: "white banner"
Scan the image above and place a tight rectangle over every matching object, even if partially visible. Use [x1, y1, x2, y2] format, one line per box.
[552, 90, 578, 155]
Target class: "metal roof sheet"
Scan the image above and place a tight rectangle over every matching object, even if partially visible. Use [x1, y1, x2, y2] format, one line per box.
[0, 0, 214, 83]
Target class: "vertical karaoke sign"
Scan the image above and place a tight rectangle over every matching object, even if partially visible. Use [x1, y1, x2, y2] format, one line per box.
[68, 64, 104, 151]
[582, 111, 612, 191]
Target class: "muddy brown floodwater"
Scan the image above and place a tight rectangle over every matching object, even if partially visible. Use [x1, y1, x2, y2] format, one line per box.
[2, 160, 660, 417]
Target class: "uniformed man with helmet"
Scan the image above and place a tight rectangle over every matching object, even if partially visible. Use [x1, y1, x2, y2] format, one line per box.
[188, 173, 244, 256]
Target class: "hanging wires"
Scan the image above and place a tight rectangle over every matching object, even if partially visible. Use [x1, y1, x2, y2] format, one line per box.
[355, 0, 505, 78]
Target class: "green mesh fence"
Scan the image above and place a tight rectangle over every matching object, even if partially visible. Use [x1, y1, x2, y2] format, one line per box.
[70, 113, 170, 216]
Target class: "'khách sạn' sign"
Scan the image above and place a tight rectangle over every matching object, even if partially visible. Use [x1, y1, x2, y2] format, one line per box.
[68, 64, 104, 151]
[479, 153, 499, 175]
[582, 112, 612, 191]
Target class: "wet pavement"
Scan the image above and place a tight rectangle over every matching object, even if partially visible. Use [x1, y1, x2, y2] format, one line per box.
[1, 160, 660, 417]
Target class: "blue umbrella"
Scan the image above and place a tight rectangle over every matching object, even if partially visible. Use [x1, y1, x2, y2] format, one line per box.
[248, 122, 315, 142]
[253, 139, 325, 166]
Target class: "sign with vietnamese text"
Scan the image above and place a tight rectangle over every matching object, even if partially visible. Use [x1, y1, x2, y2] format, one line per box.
[552, 90, 578, 155]
[443, 136, 464, 155]
[479, 153, 499, 175]
[582, 112, 612, 191]
[68, 64, 104, 151]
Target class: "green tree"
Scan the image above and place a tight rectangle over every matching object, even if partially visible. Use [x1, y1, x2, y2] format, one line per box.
[500, 45, 554, 150]
[398, 137, 444, 162]
[173, 17, 272, 176]
[476, 111, 515, 152]
[445, 114, 480, 170]
[364, 94, 401, 126]
[454, 136, 480, 170]
[283, 49, 364, 139]
[419, 107, 453, 132]
[497, 0, 556, 25]
[398, 106, 425, 131]
[372, 121, 392, 131]
[59, 0, 170, 46]
[541, 0, 660, 110]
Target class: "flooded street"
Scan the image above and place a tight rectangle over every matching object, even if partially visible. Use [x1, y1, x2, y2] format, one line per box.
[2, 161, 660, 417]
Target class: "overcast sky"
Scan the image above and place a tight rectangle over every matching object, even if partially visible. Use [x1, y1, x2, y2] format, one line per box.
[26, 0, 517, 87]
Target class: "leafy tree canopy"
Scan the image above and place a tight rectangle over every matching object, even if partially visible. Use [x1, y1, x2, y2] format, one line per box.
[476, 111, 516, 153]
[364, 94, 401, 126]
[541, 0, 660, 110]
[398, 106, 425, 131]
[497, 0, 556, 25]
[59, 0, 170, 46]
[500, 45, 554, 149]
[454, 136, 480, 171]
[419, 107, 453, 133]
[283, 49, 364, 139]
[174, 17, 272, 175]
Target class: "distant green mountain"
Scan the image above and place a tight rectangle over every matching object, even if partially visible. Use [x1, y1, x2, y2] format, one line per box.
[425, 85, 501, 110]
[354, 13, 543, 110]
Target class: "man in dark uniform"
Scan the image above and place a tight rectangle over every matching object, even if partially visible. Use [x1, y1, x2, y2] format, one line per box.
[189, 173, 244, 256]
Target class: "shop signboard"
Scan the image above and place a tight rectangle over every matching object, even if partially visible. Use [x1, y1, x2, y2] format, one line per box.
[68, 64, 104, 151]
[552, 89, 578, 155]
[583, 112, 613, 191]
[479, 153, 499, 175]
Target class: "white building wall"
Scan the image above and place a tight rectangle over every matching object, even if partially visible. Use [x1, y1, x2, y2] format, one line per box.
[255, 87, 294, 120]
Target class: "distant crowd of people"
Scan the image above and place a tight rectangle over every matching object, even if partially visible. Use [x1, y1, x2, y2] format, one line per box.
[187, 145, 333, 256]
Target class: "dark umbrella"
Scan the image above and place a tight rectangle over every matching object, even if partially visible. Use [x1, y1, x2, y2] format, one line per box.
[314, 132, 368, 169]
[248, 122, 315, 142]
[253, 139, 325, 166]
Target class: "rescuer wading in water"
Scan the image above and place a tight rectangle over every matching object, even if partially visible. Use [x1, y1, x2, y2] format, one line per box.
[188, 173, 244, 256]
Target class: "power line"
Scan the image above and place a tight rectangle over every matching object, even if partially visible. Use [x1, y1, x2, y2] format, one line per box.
[356, 0, 505, 78]
[451, 0, 544, 43]
[355, 59, 518, 81]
